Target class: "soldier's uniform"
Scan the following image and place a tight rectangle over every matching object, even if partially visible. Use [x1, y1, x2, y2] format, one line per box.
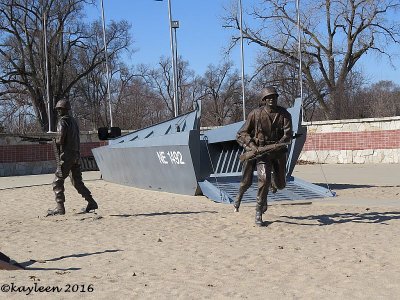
[48, 99, 98, 216]
[233, 159, 256, 212]
[235, 87, 292, 225]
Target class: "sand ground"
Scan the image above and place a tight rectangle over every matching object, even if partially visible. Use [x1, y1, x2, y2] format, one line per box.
[0, 164, 399, 299]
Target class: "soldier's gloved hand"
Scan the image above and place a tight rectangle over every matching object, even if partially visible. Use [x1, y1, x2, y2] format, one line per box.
[245, 142, 258, 153]
[272, 143, 287, 153]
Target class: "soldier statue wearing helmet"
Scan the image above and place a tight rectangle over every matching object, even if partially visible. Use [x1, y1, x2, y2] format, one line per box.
[47, 98, 98, 216]
[235, 86, 292, 226]
[55, 99, 71, 110]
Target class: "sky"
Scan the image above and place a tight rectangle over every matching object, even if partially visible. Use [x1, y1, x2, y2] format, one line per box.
[86, 0, 400, 85]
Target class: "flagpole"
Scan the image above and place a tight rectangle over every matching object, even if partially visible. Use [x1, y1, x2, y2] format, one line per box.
[43, 11, 53, 132]
[239, 0, 246, 121]
[296, 0, 304, 122]
[167, 0, 179, 117]
[100, 0, 114, 127]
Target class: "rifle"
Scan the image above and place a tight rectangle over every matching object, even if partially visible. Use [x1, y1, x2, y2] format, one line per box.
[19, 135, 60, 166]
[239, 133, 303, 162]
[239, 142, 290, 162]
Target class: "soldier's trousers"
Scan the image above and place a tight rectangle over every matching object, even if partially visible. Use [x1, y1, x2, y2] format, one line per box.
[256, 153, 287, 212]
[235, 153, 287, 211]
[234, 160, 256, 208]
[52, 156, 92, 204]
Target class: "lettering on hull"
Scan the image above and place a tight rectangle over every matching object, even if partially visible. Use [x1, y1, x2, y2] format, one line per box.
[156, 151, 185, 165]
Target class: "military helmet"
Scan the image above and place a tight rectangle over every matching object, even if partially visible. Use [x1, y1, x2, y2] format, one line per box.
[260, 86, 279, 100]
[55, 99, 71, 110]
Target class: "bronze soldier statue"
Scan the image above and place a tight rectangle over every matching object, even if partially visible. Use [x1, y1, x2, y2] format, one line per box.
[47, 99, 98, 216]
[234, 87, 292, 226]
[233, 92, 282, 213]
[233, 97, 267, 213]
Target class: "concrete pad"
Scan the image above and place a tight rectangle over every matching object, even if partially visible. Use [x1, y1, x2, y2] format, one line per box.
[292, 164, 400, 208]
[292, 164, 400, 186]
[312, 197, 400, 207]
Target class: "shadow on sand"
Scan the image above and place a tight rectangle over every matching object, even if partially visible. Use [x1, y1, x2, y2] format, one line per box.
[20, 249, 123, 270]
[314, 183, 399, 190]
[109, 211, 218, 218]
[278, 211, 400, 226]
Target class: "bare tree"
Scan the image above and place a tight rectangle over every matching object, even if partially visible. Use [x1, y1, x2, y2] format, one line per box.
[177, 59, 203, 114]
[72, 60, 108, 131]
[72, 53, 134, 131]
[138, 58, 174, 118]
[0, 92, 40, 133]
[362, 80, 400, 118]
[0, 0, 131, 131]
[200, 62, 242, 126]
[139, 56, 200, 118]
[251, 51, 319, 120]
[111, 66, 165, 130]
[224, 0, 400, 119]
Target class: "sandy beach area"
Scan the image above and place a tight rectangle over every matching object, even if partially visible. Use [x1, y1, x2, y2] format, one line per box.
[1, 164, 399, 299]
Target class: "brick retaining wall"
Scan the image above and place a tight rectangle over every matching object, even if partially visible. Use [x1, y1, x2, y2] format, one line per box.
[299, 116, 400, 164]
[0, 142, 104, 163]
[0, 133, 106, 176]
[1, 116, 399, 176]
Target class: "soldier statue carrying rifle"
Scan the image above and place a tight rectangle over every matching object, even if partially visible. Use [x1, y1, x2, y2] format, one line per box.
[234, 87, 292, 226]
[47, 99, 98, 216]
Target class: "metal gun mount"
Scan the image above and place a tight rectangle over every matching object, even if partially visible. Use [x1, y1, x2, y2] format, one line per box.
[92, 99, 335, 204]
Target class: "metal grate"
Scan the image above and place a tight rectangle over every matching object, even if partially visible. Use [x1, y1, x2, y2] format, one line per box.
[80, 156, 99, 171]
[214, 144, 244, 175]
[209, 176, 327, 203]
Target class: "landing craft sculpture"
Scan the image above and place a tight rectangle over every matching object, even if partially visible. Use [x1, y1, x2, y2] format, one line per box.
[92, 99, 335, 204]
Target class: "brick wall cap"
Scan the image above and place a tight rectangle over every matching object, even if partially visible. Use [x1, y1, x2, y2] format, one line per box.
[303, 116, 400, 126]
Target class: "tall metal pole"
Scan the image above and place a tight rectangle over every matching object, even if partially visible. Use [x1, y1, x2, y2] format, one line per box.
[167, 0, 179, 117]
[239, 0, 246, 121]
[100, 0, 113, 127]
[296, 0, 304, 122]
[173, 26, 179, 115]
[43, 11, 53, 132]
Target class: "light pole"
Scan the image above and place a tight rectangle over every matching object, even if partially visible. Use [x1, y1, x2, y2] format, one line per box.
[167, 0, 179, 117]
[155, 0, 179, 117]
[296, 0, 304, 122]
[171, 19, 179, 117]
[238, 0, 246, 121]
[43, 11, 53, 132]
[100, 0, 114, 127]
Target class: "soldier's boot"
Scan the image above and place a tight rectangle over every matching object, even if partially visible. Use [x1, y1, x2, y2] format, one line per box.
[270, 174, 278, 194]
[233, 195, 241, 212]
[50, 177, 65, 216]
[47, 202, 65, 216]
[233, 189, 244, 212]
[83, 196, 98, 213]
[270, 182, 277, 194]
[255, 203, 263, 226]
[262, 202, 268, 214]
